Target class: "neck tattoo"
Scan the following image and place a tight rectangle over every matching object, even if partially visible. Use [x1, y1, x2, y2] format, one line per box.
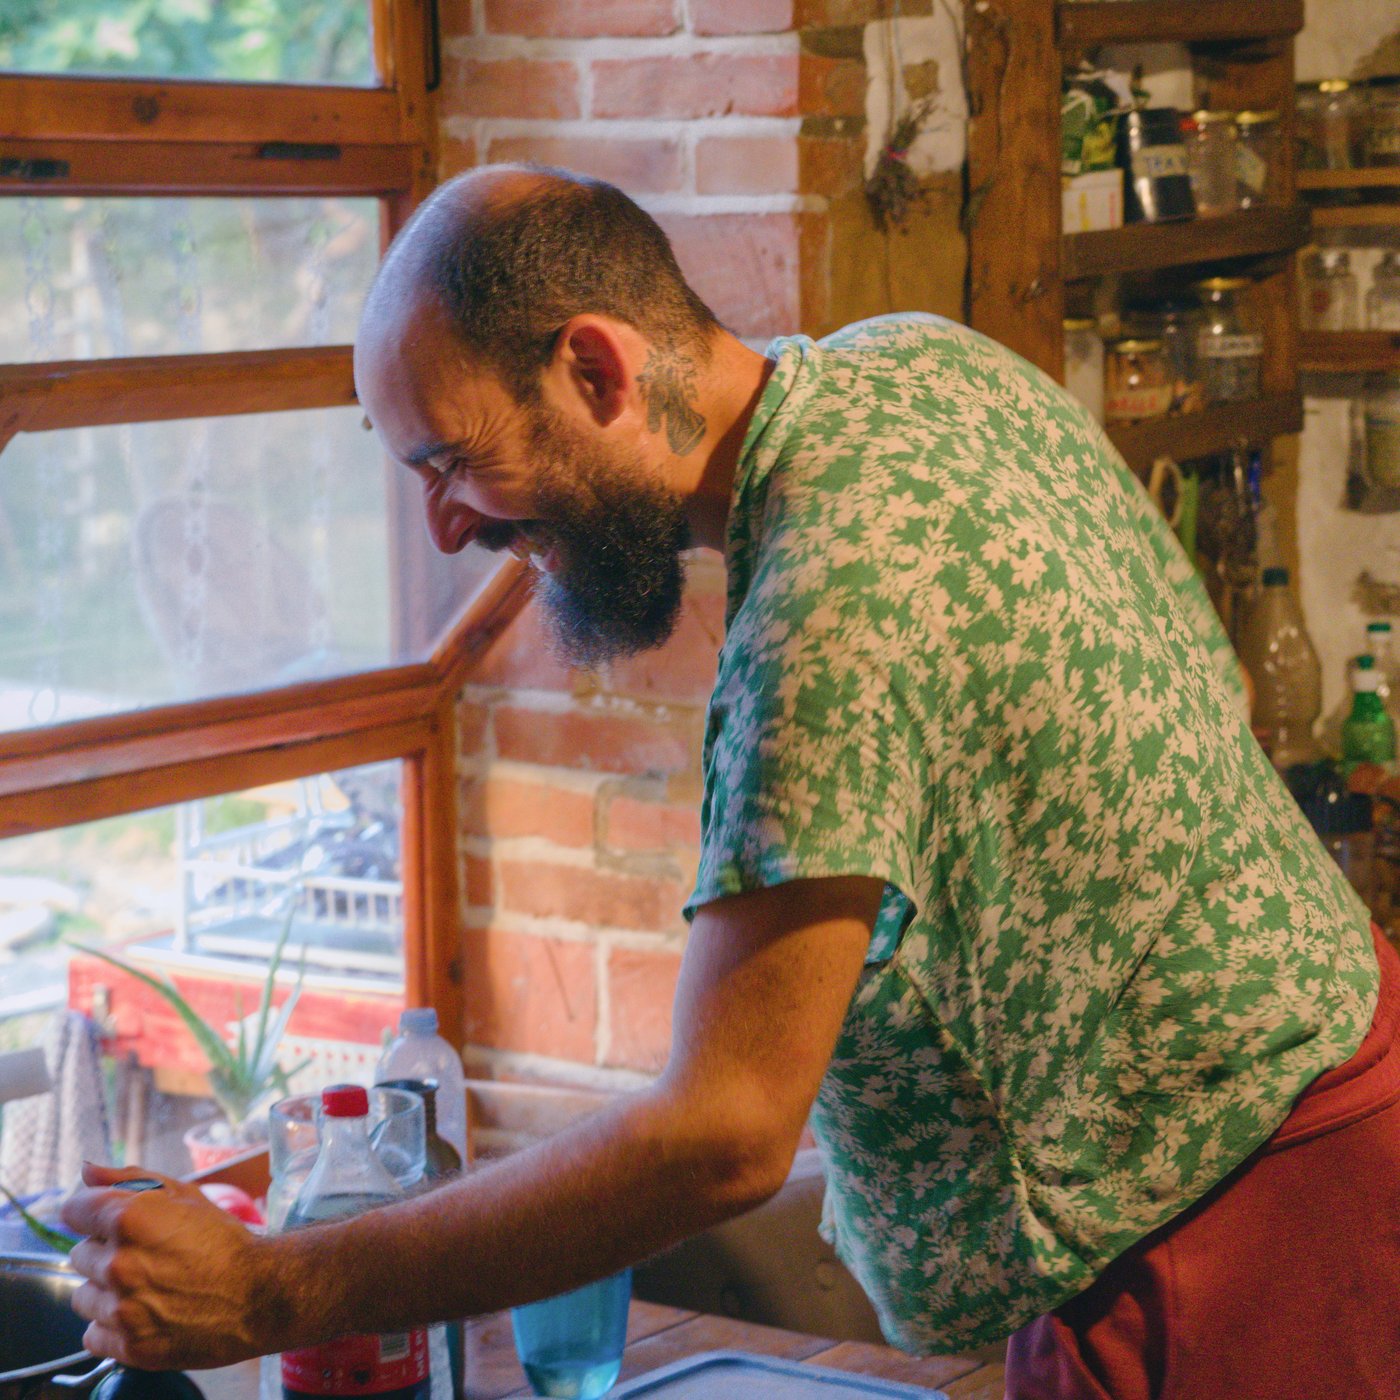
[636, 349, 707, 456]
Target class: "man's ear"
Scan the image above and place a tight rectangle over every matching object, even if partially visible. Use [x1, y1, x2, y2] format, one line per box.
[546, 317, 635, 428]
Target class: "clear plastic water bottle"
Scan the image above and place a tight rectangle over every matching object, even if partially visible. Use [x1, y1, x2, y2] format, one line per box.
[280, 1085, 432, 1400]
[375, 1009, 467, 1165]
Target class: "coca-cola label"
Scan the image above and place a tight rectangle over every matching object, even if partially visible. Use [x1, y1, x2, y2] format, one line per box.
[1198, 334, 1263, 360]
[282, 1329, 430, 1396]
[1131, 144, 1188, 180]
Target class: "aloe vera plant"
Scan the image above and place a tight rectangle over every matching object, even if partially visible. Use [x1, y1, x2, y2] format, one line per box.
[74, 893, 312, 1136]
[0, 1180, 78, 1251]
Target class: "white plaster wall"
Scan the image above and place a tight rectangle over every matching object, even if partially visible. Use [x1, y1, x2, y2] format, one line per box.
[1294, 0, 1400, 726]
[1297, 0, 1400, 81]
[862, 13, 967, 180]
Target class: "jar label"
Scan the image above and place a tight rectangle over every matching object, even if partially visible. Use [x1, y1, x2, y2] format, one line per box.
[282, 1330, 430, 1396]
[1366, 415, 1400, 488]
[1199, 334, 1263, 359]
[1236, 144, 1268, 193]
[1105, 384, 1174, 422]
[1131, 144, 1188, 180]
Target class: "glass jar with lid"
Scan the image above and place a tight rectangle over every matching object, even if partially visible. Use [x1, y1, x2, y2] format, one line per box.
[1300, 248, 1360, 330]
[1125, 297, 1203, 414]
[1105, 339, 1173, 425]
[1366, 76, 1400, 167]
[1063, 318, 1105, 424]
[1317, 79, 1360, 169]
[1367, 250, 1400, 331]
[1235, 110, 1280, 206]
[1195, 277, 1263, 403]
[1183, 109, 1239, 217]
[1365, 375, 1400, 490]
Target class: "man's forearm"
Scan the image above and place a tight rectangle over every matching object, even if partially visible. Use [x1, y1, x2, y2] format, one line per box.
[258, 1077, 793, 1349]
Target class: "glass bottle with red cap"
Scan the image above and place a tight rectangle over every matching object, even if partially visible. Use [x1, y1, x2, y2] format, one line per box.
[281, 1084, 432, 1400]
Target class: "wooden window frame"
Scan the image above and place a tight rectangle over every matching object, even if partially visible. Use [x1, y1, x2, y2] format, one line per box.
[0, 0, 527, 1033]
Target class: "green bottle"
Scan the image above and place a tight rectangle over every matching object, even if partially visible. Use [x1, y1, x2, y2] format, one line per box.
[1342, 654, 1397, 772]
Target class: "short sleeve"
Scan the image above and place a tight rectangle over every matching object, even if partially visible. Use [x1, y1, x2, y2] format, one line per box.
[685, 557, 927, 963]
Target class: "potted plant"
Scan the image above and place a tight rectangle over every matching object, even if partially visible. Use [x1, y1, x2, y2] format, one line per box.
[75, 894, 311, 1170]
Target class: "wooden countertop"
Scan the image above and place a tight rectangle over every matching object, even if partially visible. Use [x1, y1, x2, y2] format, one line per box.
[193, 1301, 1007, 1400]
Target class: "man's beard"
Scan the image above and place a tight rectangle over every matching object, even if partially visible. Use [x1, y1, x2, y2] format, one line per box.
[479, 407, 690, 669]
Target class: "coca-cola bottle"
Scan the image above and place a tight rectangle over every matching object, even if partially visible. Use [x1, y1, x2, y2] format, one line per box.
[280, 1085, 431, 1400]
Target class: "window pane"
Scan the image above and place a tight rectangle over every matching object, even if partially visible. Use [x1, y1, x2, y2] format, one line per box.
[0, 1, 372, 86]
[0, 408, 500, 730]
[0, 197, 378, 362]
[0, 762, 406, 1225]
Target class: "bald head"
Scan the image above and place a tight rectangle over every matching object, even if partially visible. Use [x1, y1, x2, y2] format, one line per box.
[360, 164, 717, 404]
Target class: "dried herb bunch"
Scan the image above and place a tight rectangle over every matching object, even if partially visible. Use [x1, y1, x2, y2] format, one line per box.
[866, 98, 937, 233]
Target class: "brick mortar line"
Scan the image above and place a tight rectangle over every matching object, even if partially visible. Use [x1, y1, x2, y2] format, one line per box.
[442, 34, 801, 61]
[461, 1044, 655, 1093]
[595, 939, 612, 1066]
[465, 907, 687, 944]
[476, 760, 613, 792]
[449, 114, 803, 140]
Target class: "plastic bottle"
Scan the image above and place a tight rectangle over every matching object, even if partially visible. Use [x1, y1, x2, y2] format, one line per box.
[1342, 654, 1398, 773]
[281, 1085, 432, 1400]
[375, 1009, 467, 1165]
[1366, 620, 1400, 724]
[1235, 566, 1323, 770]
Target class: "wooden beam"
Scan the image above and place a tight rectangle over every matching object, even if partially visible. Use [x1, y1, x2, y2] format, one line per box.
[1063, 207, 1311, 281]
[0, 138, 415, 196]
[0, 718, 432, 839]
[1311, 204, 1400, 229]
[966, 0, 1065, 379]
[1298, 168, 1400, 191]
[0, 675, 439, 804]
[0, 73, 406, 146]
[402, 696, 465, 1042]
[1299, 330, 1400, 375]
[1106, 392, 1304, 473]
[1058, 0, 1304, 51]
[0, 347, 356, 433]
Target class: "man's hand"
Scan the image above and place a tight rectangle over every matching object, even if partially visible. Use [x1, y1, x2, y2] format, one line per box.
[62, 1163, 281, 1370]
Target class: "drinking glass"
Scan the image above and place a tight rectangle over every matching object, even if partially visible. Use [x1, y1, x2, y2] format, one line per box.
[266, 1087, 426, 1231]
[510, 1269, 632, 1400]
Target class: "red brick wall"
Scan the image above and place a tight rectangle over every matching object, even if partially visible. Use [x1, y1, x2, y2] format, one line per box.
[438, 2, 962, 1081]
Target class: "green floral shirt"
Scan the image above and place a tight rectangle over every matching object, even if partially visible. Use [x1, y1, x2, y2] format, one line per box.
[685, 315, 1377, 1351]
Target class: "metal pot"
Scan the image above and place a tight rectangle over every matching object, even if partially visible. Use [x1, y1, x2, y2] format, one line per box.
[0, 1253, 112, 1400]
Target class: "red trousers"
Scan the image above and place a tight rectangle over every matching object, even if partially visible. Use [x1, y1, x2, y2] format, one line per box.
[1005, 927, 1400, 1400]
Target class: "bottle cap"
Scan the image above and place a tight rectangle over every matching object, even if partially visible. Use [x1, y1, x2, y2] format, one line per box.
[1357, 653, 1376, 669]
[1262, 566, 1289, 586]
[1368, 621, 1393, 635]
[321, 1084, 370, 1118]
[400, 1007, 439, 1035]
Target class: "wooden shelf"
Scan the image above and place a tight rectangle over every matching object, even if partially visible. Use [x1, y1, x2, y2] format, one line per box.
[1310, 205, 1400, 229]
[1298, 168, 1400, 191]
[1057, 0, 1304, 50]
[1105, 392, 1304, 471]
[1299, 330, 1400, 374]
[1063, 206, 1311, 281]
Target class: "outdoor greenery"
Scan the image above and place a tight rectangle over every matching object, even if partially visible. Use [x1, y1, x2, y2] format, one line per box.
[0, 0, 370, 85]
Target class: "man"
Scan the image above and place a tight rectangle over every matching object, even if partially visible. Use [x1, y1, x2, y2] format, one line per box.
[65, 167, 1394, 1398]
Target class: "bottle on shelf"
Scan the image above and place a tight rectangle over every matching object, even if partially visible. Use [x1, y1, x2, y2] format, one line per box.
[1366, 620, 1400, 723]
[1235, 566, 1323, 770]
[1342, 655, 1398, 774]
[376, 1008, 468, 1166]
[281, 1085, 433, 1400]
